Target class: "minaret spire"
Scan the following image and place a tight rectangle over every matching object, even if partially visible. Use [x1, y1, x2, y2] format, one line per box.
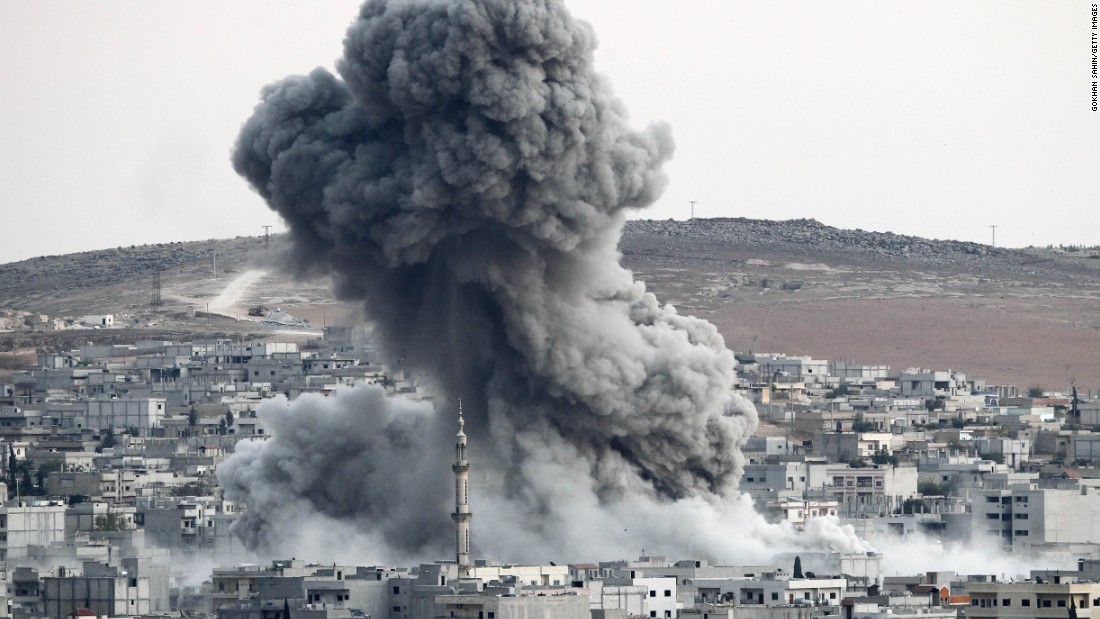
[451, 399, 472, 577]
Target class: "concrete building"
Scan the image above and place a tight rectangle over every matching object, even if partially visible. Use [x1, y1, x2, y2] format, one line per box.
[966, 578, 1100, 618]
[435, 590, 589, 619]
[764, 499, 840, 528]
[805, 464, 918, 516]
[898, 370, 969, 399]
[85, 398, 166, 434]
[830, 361, 890, 382]
[693, 571, 846, 608]
[755, 355, 831, 386]
[137, 496, 243, 558]
[632, 576, 681, 619]
[1070, 434, 1100, 466]
[41, 561, 152, 619]
[972, 483, 1100, 553]
[813, 432, 896, 463]
[0, 500, 67, 562]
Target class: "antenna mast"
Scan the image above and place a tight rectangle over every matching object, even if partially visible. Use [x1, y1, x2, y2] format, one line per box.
[151, 268, 162, 308]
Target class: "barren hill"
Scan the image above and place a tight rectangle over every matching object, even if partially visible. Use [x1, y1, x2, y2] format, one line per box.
[1, 218, 1097, 390]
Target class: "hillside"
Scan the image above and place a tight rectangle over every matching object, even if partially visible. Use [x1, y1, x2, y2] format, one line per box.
[1, 218, 1098, 390]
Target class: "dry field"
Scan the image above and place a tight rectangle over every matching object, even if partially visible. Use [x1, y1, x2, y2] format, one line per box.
[1, 218, 1098, 392]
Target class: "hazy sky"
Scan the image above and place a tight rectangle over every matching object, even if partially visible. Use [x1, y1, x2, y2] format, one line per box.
[1, 1, 1095, 264]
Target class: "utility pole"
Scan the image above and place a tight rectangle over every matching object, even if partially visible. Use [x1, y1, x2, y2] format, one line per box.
[151, 269, 162, 308]
[989, 225, 997, 247]
[689, 200, 697, 220]
[262, 225, 271, 248]
[213, 250, 217, 281]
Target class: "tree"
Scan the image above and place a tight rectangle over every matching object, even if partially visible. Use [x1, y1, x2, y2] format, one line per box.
[7, 445, 17, 492]
[19, 468, 34, 498]
[1028, 385, 1045, 398]
[224, 410, 235, 434]
[918, 481, 949, 496]
[872, 447, 899, 466]
[848, 458, 868, 469]
[793, 556, 803, 579]
[979, 452, 1005, 464]
[100, 429, 117, 450]
[35, 461, 62, 496]
[94, 513, 126, 532]
[188, 406, 199, 436]
[901, 497, 925, 514]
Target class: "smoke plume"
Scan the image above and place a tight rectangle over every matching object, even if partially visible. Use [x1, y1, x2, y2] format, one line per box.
[223, 0, 856, 563]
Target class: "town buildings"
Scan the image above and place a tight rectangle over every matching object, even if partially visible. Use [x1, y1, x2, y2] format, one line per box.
[0, 326, 1096, 619]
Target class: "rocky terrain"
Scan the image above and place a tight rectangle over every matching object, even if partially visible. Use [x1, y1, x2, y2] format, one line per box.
[1, 218, 1098, 390]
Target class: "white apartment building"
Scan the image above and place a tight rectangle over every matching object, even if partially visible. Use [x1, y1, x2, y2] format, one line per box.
[972, 483, 1100, 553]
[0, 500, 67, 562]
[967, 578, 1100, 618]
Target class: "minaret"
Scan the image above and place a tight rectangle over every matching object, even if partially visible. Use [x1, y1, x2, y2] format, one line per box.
[451, 401, 473, 577]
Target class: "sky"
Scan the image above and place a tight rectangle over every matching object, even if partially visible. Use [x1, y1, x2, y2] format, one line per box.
[0, 1, 1095, 264]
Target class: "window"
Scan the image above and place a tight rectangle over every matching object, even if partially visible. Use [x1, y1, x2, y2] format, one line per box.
[664, 590, 671, 597]
[649, 612, 656, 618]
[1058, 600, 1067, 608]
[771, 593, 779, 601]
[487, 613, 494, 619]
[1043, 600, 1052, 608]
[986, 513, 999, 519]
[1015, 530, 1029, 536]
[1002, 599, 1011, 606]
[392, 607, 401, 612]
[1015, 513, 1029, 519]
[649, 591, 656, 598]
[1022, 599, 1031, 607]
[830, 592, 836, 599]
[986, 496, 999, 503]
[393, 586, 400, 594]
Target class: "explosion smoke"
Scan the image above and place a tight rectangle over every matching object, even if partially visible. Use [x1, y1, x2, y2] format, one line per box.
[222, 0, 856, 562]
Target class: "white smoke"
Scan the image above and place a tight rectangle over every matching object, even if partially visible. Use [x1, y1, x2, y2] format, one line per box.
[220, 385, 869, 564]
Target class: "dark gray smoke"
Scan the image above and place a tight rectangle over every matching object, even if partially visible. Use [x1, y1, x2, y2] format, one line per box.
[225, 0, 759, 559]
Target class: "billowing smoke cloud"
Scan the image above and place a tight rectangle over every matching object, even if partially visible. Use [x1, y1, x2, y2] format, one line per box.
[223, 0, 859, 563]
